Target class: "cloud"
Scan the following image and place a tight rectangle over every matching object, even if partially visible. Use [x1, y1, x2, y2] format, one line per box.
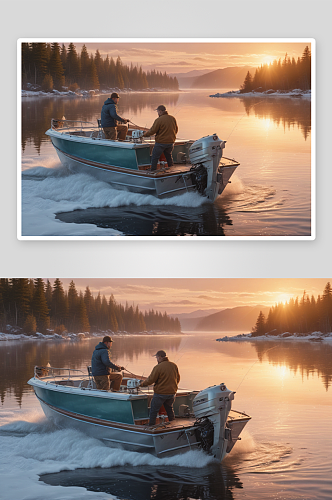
[167, 300, 197, 305]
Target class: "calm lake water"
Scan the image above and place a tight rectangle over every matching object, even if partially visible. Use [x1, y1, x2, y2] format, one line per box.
[1, 333, 331, 499]
[21, 90, 311, 237]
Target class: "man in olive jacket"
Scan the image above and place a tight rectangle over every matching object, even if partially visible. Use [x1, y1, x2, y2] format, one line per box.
[91, 336, 124, 391]
[142, 105, 178, 171]
[140, 350, 180, 426]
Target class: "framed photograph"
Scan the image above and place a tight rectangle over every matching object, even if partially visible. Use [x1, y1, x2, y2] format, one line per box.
[1, 277, 331, 499]
[18, 39, 315, 240]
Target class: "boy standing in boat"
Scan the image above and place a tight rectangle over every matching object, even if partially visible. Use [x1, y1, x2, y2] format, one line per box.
[91, 336, 125, 391]
[139, 350, 180, 426]
[101, 92, 130, 141]
[142, 105, 178, 171]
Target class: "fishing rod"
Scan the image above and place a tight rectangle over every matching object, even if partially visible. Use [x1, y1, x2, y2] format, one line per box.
[226, 99, 264, 140]
[236, 345, 279, 391]
[122, 365, 146, 380]
[128, 119, 149, 131]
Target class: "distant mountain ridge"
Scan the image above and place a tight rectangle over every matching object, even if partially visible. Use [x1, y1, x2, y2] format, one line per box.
[178, 305, 270, 332]
[191, 66, 257, 89]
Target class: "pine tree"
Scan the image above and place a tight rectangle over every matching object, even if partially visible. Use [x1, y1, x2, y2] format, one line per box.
[115, 56, 124, 89]
[78, 293, 90, 332]
[45, 280, 53, 310]
[22, 43, 32, 88]
[252, 311, 266, 336]
[84, 286, 95, 324]
[10, 278, 31, 326]
[24, 314, 37, 335]
[66, 43, 80, 86]
[67, 280, 79, 331]
[41, 73, 53, 92]
[30, 42, 48, 85]
[322, 282, 332, 333]
[108, 295, 118, 332]
[51, 278, 68, 327]
[32, 278, 50, 333]
[240, 71, 253, 93]
[300, 46, 311, 90]
[60, 44, 67, 70]
[49, 42, 65, 90]
[94, 49, 103, 84]
[80, 44, 90, 89]
[87, 54, 99, 89]
[100, 295, 109, 329]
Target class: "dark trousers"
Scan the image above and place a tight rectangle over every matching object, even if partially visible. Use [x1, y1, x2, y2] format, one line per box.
[149, 393, 175, 425]
[151, 142, 174, 170]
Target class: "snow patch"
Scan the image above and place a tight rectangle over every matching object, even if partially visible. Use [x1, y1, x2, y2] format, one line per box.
[217, 330, 332, 342]
[210, 89, 311, 99]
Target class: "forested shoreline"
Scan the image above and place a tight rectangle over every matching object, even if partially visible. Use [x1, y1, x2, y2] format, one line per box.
[0, 279, 181, 336]
[21, 42, 179, 92]
[240, 46, 311, 93]
[252, 282, 332, 336]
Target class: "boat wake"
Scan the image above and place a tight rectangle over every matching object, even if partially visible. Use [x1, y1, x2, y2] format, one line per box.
[221, 182, 281, 213]
[1, 409, 303, 500]
[1, 408, 219, 500]
[21, 159, 291, 237]
[224, 430, 302, 474]
[21, 162, 232, 237]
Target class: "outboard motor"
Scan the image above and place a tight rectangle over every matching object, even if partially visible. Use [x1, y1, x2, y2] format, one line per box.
[193, 383, 234, 460]
[189, 134, 226, 201]
[127, 378, 141, 393]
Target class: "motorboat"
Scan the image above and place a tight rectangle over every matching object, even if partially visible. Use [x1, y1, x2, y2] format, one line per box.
[45, 119, 239, 202]
[28, 366, 251, 461]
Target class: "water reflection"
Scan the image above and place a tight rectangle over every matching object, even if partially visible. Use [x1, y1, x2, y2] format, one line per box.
[0, 336, 181, 405]
[253, 341, 332, 390]
[55, 203, 233, 236]
[242, 97, 311, 140]
[21, 93, 180, 153]
[40, 463, 242, 500]
[2, 335, 331, 408]
[21, 91, 310, 154]
[209, 95, 311, 140]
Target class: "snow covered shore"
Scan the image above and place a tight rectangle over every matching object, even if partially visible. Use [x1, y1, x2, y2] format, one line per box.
[0, 330, 178, 341]
[21, 87, 176, 98]
[210, 89, 311, 99]
[217, 330, 332, 342]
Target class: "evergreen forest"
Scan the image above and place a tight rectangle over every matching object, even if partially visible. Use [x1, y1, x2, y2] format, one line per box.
[252, 282, 332, 336]
[240, 46, 311, 93]
[0, 279, 181, 335]
[21, 42, 179, 92]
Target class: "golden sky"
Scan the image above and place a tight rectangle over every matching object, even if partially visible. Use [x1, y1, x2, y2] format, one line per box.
[54, 278, 328, 315]
[71, 41, 309, 74]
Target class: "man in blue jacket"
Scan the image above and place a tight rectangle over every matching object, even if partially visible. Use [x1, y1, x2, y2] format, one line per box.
[101, 92, 129, 141]
[91, 336, 125, 391]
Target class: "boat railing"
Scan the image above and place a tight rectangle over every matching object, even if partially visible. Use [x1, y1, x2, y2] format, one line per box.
[34, 365, 87, 382]
[51, 118, 97, 132]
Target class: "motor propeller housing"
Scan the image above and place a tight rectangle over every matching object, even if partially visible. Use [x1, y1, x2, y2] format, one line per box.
[189, 134, 226, 165]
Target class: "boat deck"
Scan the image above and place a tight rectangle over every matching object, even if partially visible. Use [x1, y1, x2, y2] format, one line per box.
[138, 157, 240, 177]
[76, 156, 240, 177]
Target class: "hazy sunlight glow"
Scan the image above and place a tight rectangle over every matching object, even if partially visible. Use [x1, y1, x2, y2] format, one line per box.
[275, 293, 293, 304]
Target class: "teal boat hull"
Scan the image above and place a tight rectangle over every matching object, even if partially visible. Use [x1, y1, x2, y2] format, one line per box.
[45, 127, 239, 200]
[28, 371, 250, 460]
